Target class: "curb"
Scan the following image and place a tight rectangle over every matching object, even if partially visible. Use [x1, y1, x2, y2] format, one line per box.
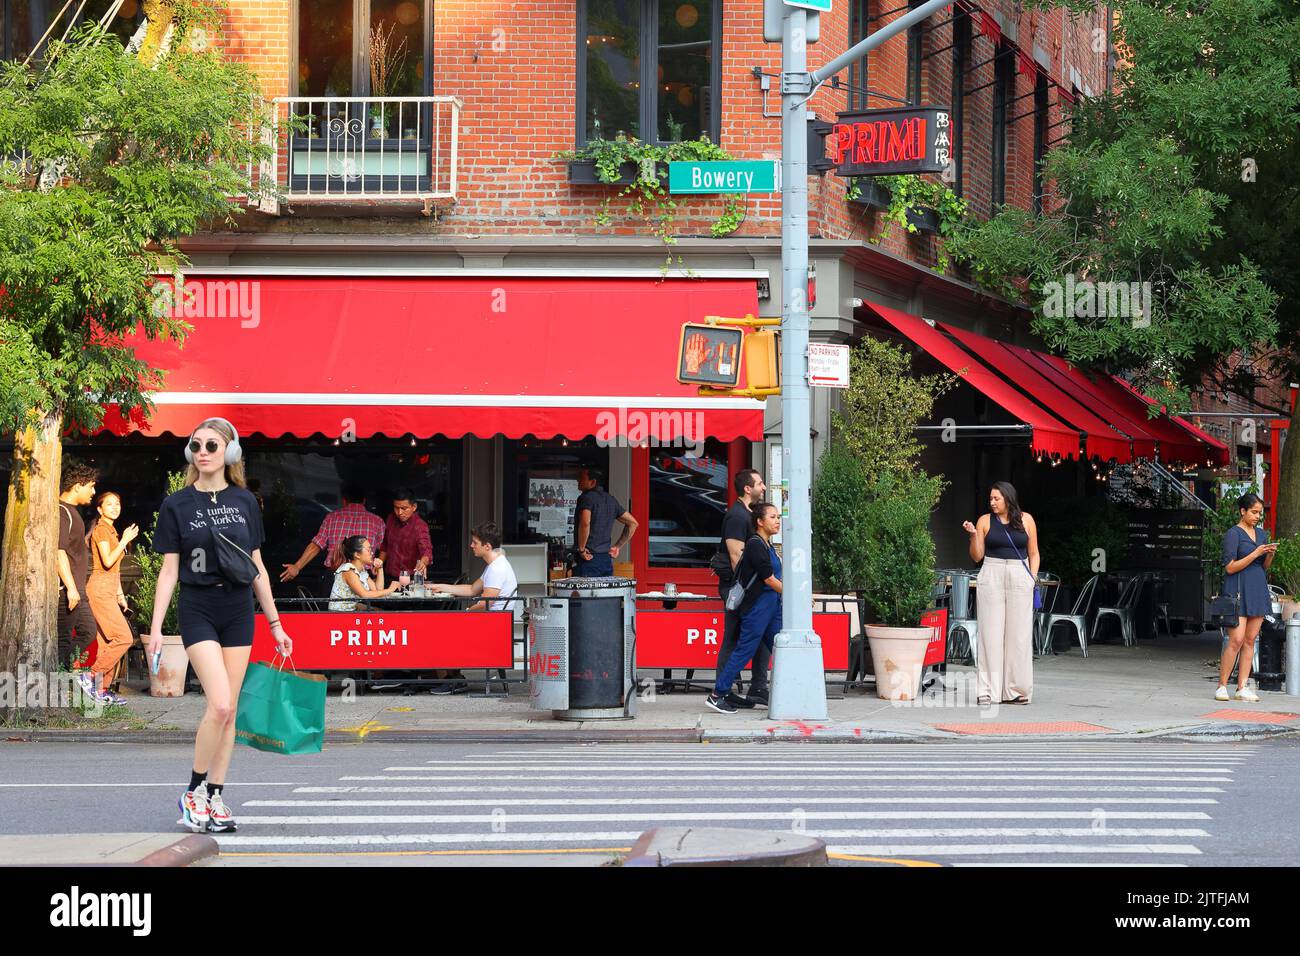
[621, 827, 828, 867]
[133, 835, 220, 868]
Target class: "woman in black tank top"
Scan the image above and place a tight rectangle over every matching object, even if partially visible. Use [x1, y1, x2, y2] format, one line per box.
[963, 481, 1039, 706]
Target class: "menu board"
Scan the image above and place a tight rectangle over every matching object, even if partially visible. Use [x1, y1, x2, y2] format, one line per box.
[528, 478, 579, 544]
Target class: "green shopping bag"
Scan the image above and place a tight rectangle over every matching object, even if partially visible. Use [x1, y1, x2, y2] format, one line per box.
[235, 655, 327, 755]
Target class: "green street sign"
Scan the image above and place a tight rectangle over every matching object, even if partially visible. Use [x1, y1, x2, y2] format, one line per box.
[784, 0, 831, 11]
[668, 161, 780, 194]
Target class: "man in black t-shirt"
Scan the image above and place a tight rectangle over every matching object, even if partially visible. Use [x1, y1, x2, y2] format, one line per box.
[56, 461, 98, 670]
[715, 468, 771, 704]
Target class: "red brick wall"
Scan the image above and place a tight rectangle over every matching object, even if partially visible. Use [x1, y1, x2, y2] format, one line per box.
[214, 0, 1109, 260]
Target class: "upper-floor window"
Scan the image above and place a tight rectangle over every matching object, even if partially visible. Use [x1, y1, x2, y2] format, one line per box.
[905, 0, 925, 104]
[577, 0, 721, 145]
[991, 43, 1012, 210]
[950, 6, 970, 197]
[847, 0, 870, 110]
[2, 0, 141, 60]
[296, 0, 429, 99]
[1032, 72, 1048, 215]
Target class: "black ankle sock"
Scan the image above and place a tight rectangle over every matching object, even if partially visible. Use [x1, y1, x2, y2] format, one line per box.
[208, 784, 223, 799]
[189, 770, 206, 792]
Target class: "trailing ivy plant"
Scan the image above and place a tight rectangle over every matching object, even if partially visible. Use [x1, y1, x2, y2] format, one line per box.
[557, 135, 746, 267]
[847, 174, 968, 272]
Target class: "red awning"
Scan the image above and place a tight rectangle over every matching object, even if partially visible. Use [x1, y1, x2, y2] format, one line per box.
[940, 324, 1134, 463]
[865, 303, 1081, 459]
[1036, 356, 1220, 465]
[101, 276, 765, 441]
[1110, 376, 1230, 466]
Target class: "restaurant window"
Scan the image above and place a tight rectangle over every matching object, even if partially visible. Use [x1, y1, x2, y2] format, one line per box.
[295, 0, 430, 135]
[950, 6, 969, 197]
[2, 0, 142, 60]
[502, 439, 609, 566]
[905, 0, 923, 105]
[1032, 71, 1048, 215]
[991, 43, 1012, 210]
[577, 0, 721, 145]
[846, 0, 870, 110]
[648, 440, 729, 568]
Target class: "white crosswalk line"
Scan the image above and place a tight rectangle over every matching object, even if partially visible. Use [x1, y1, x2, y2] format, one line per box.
[292, 784, 1227, 794]
[247, 796, 1219, 807]
[340, 774, 1235, 782]
[829, 843, 1203, 856]
[235, 810, 1211, 824]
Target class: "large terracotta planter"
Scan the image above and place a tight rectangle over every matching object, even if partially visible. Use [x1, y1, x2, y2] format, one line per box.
[149, 634, 188, 697]
[865, 625, 931, 701]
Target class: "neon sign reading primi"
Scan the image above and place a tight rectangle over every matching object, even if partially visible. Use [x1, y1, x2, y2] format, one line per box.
[829, 106, 954, 178]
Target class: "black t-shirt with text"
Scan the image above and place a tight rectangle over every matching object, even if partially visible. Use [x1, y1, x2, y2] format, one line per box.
[57, 502, 88, 588]
[152, 485, 264, 587]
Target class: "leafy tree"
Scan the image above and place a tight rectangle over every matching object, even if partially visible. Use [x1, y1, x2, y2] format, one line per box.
[812, 444, 872, 592]
[948, 0, 1300, 521]
[0, 2, 272, 682]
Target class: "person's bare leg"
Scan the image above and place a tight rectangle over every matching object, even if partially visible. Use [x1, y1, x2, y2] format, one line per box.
[207, 646, 253, 785]
[1218, 620, 1247, 688]
[1237, 617, 1263, 690]
[188, 642, 234, 775]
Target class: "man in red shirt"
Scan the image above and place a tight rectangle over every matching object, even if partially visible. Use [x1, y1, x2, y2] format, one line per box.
[281, 483, 385, 582]
[378, 488, 433, 579]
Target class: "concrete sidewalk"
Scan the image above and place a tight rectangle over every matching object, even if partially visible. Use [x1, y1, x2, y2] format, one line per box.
[12, 631, 1300, 743]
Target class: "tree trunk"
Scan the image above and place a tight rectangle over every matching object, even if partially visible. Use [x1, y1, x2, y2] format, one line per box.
[0, 412, 63, 685]
[1276, 426, 1300, 539]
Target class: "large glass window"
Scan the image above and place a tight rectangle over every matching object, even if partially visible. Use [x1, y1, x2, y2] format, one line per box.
[2, 0, 141, 60]
[1032, 72, 1048, 215]
[906, 0, 924, 105]
[991, 43, 1012, 210]
[950, 7, 969, 197]
[648, 440, 729, 568]
[502, 439, 610, 566]
[846, 0, 869, 110]
[578, 0, 719, 145]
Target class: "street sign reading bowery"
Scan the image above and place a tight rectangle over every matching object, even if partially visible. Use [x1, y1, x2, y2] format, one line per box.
[668, 161, 779, 194]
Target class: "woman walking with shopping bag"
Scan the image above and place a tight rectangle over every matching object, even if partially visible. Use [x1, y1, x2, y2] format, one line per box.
[147, 417, 292, 833]
[963, 481, 1038, 706]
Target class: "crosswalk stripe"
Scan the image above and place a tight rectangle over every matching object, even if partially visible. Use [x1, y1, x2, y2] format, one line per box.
[245, 796, 1218, 807]
[386, 764, 1240, 773]
[234, 810, 1211, 824]
[811, 828, 1211, 838]
[339, 774, 1235, 782]
[828, 843, 1203, 856]
[292, 785, 1227, 794]
[213, 832, 647, 847]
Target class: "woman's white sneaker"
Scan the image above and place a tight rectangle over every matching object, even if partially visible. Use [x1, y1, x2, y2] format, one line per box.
[1233, 686, 1261, 703]
[1214, 685, 1230, 702]
[177, 782, 210, 832]
[207, 793, 238, 833]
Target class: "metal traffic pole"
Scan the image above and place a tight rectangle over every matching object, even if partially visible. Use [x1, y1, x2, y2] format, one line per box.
[769, 0, 955, 720]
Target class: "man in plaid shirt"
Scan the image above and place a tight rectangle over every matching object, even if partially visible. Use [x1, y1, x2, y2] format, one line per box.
[280, 483, 385, 582]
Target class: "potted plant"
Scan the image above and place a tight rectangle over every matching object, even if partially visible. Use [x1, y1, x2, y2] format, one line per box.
[131, 470, 187, 696]
[859, 473, 942, 700]
[813, 444, 873, 675]
[1269, 534, 1300, 621]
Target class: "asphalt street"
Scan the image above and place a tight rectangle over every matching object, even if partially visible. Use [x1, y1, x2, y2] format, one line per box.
[1, 739, 1297, 867]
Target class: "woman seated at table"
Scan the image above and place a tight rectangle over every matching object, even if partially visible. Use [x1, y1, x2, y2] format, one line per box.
[329, 535, 401, 611]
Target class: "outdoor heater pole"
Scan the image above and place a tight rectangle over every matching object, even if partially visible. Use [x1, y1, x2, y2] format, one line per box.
[770, 0, 955, 720]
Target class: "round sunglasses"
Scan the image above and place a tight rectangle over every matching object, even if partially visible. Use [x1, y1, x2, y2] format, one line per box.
[189, 439, 222, 455]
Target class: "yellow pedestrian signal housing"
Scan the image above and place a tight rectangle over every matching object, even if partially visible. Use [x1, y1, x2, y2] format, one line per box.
[744, 329, 781, 391]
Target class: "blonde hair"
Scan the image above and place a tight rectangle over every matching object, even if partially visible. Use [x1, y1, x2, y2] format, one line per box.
[184, 418, 247, 489]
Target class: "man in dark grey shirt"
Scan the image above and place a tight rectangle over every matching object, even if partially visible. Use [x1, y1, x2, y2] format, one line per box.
[715, 468, 771, 705]
[574, 467, 638, 578]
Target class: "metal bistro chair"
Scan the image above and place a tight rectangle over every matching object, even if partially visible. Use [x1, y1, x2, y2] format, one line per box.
[296, 585, 322, 612]
[1045, 573, 1101, 657]
[1091, 572, 1147, 648]
[1032, 572, 1062, 656]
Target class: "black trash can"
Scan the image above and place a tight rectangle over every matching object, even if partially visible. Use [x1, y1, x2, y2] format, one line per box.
[1257, 616, 1285, 692]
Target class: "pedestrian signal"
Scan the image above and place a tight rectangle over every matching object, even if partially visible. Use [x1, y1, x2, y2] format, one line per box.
[744, 329, 781, 391]
[677, 323, 744, 387]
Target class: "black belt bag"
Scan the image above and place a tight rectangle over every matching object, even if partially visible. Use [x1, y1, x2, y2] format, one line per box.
[213, 530, 260, 586]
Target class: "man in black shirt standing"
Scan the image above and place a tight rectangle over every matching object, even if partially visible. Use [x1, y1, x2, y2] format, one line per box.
[715, 468, 771, 705]
[56, 460, 98, 673]
[574, 466, 638, 578]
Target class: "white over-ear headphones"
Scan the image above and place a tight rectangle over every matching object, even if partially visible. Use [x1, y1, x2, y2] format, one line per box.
[184, 417, 243, 466]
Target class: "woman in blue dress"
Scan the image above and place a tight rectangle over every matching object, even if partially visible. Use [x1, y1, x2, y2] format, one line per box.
[1217, 493, 1276, 703]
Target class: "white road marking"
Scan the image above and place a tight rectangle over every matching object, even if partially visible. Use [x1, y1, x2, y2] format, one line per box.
[233, 810, 1212, 824]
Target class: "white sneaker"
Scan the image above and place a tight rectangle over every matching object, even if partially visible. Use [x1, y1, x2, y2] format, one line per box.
[178, 782, 210, 832]
[1233, 687, 1261, 703]
[1214, 685, 1230, 702]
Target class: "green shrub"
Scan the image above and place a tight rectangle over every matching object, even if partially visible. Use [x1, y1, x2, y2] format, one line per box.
[812, 445, 872, 593]
[1270, 535, 1300, 599]
[1034, 496, 1130, 588]
[131, 470, 187, 635]
[858, 473, 941, 627]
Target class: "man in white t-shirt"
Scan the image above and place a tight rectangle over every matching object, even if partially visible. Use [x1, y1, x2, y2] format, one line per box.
[428, 522, 518, 694]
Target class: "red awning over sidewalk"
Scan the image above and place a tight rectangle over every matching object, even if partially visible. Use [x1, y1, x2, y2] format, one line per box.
[101, 276, 765, 441]
[866, 303, 1082, 459]
[940, 323, 1134, 463]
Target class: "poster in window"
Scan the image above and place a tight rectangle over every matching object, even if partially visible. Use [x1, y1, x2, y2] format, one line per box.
[527, 478, 579, 544]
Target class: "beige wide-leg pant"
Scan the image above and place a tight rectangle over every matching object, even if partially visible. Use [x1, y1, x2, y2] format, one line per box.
[976, 557, 1034, 703]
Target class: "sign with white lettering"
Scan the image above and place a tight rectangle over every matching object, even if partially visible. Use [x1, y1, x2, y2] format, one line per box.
[636, 609, 850, 669]
[828, 106, 954, 177]
[250, 612, 513, 669]
[807, 343, 850, 388]
[668, 160, 779, 194]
